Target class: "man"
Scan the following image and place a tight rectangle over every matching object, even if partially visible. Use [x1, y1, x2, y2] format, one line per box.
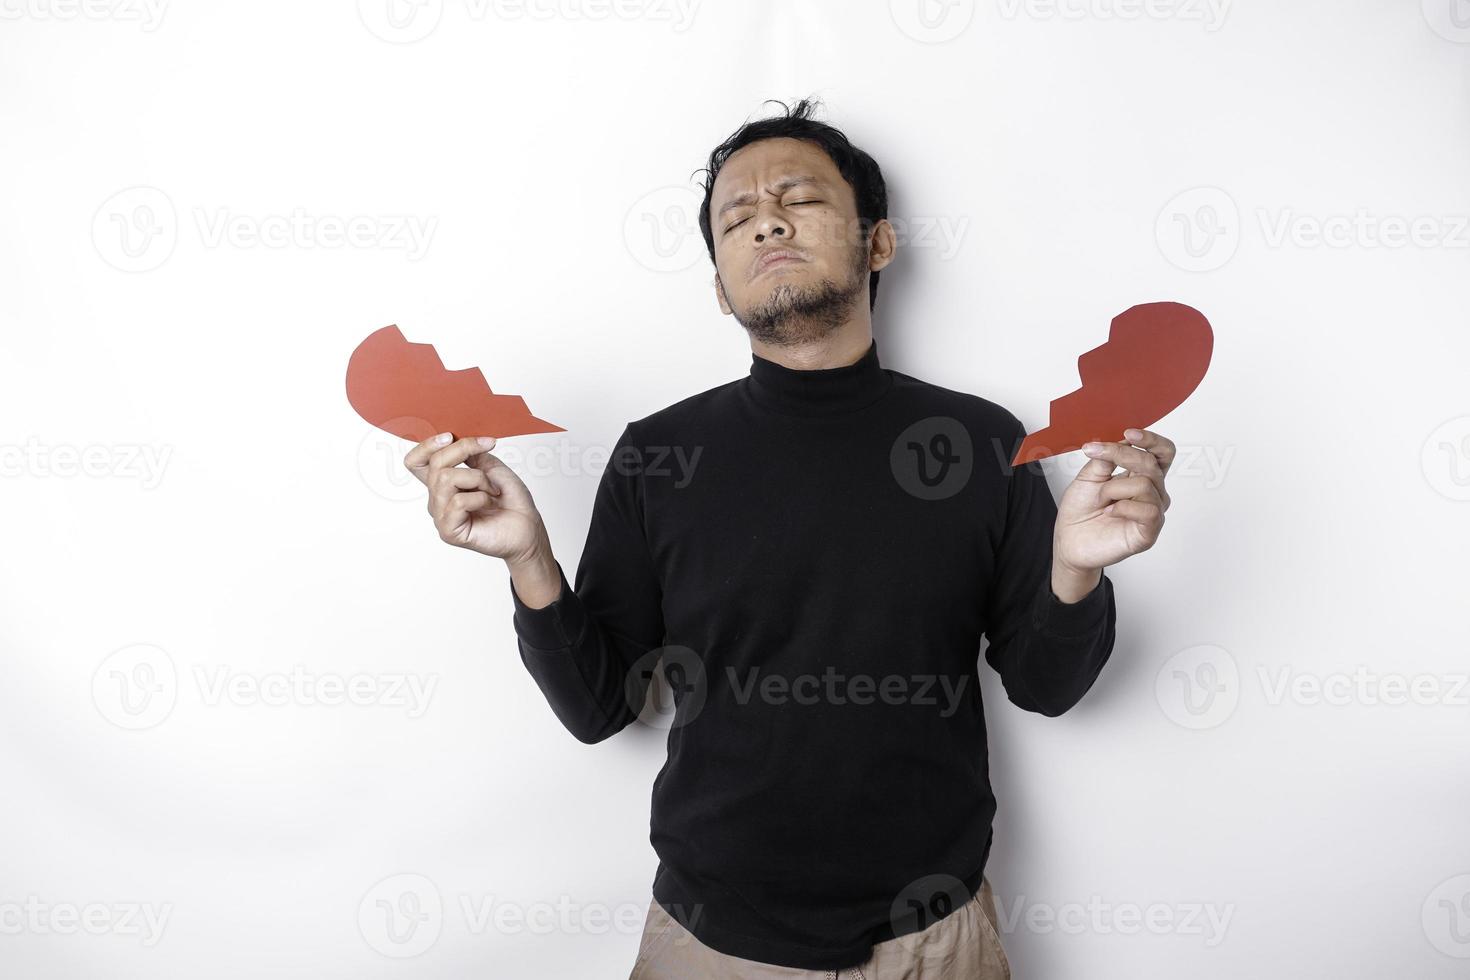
[403, 98, 1172, 978]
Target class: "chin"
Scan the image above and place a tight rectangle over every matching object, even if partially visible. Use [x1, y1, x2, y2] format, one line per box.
[755, 269, 811, 297]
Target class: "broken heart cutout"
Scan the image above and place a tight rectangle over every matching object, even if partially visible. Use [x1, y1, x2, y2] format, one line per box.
[1012, 302, 1213, 466]
[346, 325, 564, 443]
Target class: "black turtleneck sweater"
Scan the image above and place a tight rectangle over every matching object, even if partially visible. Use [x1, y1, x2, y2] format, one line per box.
[508, 339, 1116, 970]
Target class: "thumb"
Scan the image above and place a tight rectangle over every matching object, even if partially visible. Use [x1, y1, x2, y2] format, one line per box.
[1073, 452, 1119, 484]
[468, 449, 535, 508]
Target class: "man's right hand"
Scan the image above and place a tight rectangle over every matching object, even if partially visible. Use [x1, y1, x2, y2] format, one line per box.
[404, 433, 562, 606]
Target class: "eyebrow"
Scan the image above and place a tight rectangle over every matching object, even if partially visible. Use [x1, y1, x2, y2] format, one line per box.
[716, 174, 823, 219]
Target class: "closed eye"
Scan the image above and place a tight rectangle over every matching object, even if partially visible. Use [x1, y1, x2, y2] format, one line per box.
[723, 201, 821, 234]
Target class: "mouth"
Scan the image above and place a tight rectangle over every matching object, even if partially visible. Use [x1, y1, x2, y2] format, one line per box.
[753, 250, 805, 277]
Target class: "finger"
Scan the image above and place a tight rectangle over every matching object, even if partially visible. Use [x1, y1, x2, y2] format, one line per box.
[1119, 436, 1171, 511]
[429, 436, 497, 474]
[1103, 498, 1164, 540]
[1074, 441, 1151, 483]
[445, 490, 494, 519]
[430, 468, 492, 519]
[1074, 451, 1127, 483]
[1122, 428, 1177, 475]
[435, 489, 493, 545]
[1088, 439, 1170, 511]
[433, 467, 493, 494]
[1084, 441, 1162, 479]
[403, 431, 456, 485]
[465, 447, 511, 481]
[468, 451, 534, 507]
[1099, 475, 1162, 506]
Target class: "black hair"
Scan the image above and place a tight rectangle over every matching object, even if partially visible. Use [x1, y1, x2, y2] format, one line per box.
[693, 97, 888, 312]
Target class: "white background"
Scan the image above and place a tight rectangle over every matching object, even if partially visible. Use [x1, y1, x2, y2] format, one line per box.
[2, 0, 1468, 976]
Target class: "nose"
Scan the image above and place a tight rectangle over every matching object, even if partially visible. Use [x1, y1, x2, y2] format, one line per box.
[752, 201, 790, 243]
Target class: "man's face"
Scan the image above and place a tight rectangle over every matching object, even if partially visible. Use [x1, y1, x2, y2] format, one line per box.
[709, 137, 891, 346]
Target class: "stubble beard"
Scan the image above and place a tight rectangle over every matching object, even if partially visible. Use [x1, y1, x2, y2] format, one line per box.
[732, 241, 871, 348]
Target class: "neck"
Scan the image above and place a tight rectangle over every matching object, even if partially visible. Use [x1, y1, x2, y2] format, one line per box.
[745, 327, 890, 417]
[748, 320, 875, 372]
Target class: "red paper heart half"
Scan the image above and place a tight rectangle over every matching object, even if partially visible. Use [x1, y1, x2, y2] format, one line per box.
[346, 325, 564, 443]
[1012, 301, 1212, 466]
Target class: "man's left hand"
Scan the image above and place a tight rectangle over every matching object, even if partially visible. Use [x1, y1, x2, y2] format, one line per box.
[1053, 427, 1174, 581]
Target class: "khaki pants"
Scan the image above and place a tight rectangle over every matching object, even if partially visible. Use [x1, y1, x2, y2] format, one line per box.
[629, 878, 1011, 980]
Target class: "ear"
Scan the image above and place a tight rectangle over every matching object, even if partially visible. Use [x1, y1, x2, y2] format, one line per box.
[714, 273, 732, 315]
[868, 219, 898, 273]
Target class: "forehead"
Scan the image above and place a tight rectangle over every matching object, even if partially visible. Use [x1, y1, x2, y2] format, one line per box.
[710, 137, 844, 208]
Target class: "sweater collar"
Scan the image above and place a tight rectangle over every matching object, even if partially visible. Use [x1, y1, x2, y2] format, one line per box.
[745, 338, 892, 417]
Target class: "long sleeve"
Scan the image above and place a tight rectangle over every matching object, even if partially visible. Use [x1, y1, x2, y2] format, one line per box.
[982, 419, 1117, 717]
[508, 423, 666, 744]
